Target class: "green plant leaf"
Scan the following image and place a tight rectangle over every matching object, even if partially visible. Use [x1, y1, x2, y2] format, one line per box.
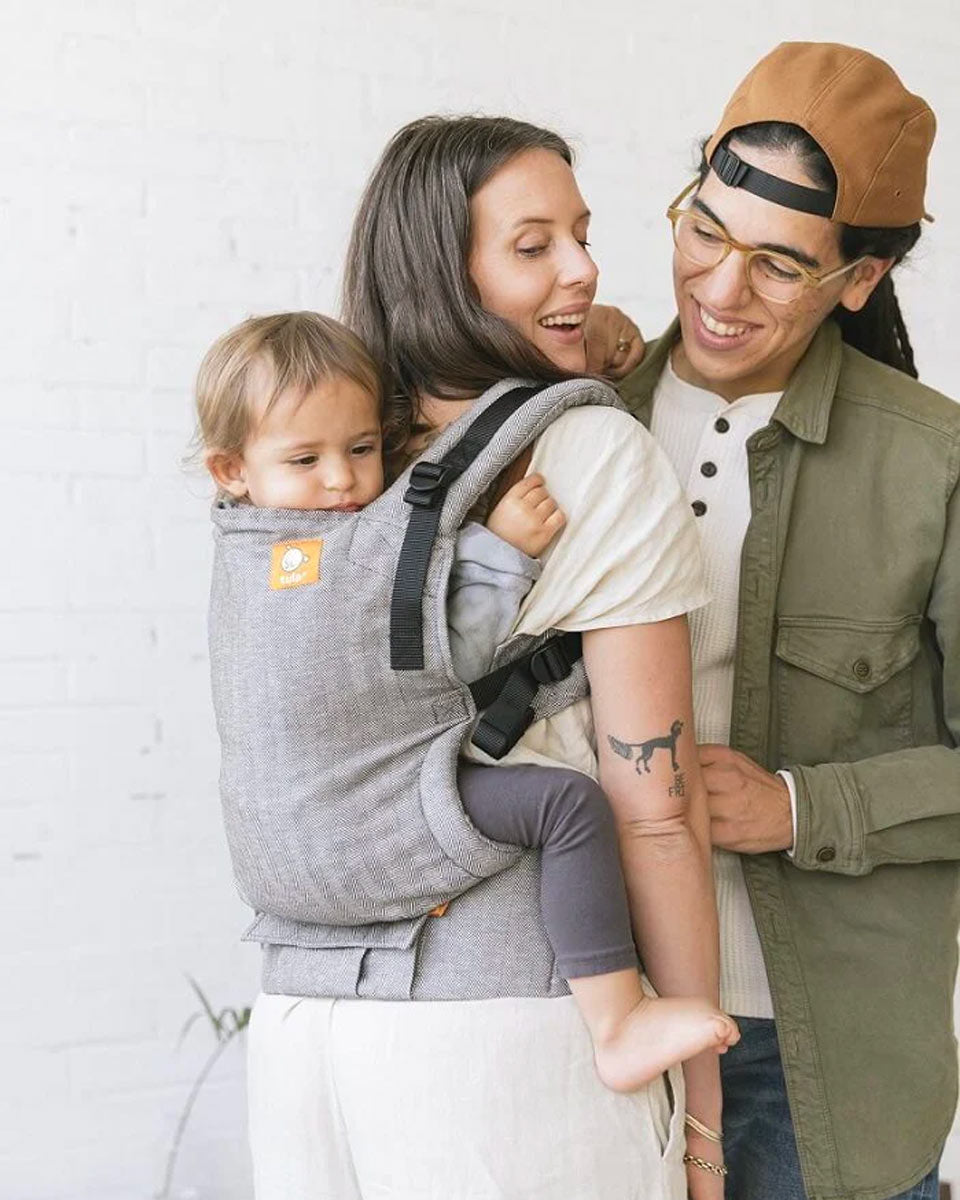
[187, 974, 226, 1042]
[177, 1010, 203, 1049]
[159, 977, 254, 1197]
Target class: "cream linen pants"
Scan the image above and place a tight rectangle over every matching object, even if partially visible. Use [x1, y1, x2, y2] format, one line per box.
[248, 991, 686, 1200]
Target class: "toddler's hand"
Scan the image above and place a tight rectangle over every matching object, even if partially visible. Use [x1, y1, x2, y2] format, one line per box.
[486, 473, 565, 558]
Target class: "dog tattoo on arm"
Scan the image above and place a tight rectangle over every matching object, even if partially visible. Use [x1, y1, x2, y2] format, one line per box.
[608, 719, 684, 775]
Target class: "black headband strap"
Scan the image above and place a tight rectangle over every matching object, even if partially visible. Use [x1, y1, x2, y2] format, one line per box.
[710, 143, 835, 219]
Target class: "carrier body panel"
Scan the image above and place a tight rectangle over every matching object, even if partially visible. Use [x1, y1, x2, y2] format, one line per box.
[209, 377, 622, 993]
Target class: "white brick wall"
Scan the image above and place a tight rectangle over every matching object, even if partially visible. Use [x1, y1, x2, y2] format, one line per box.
[2, 3, 957, 1197]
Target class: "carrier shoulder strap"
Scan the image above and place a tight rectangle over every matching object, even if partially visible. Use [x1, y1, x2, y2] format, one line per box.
[390, 385, 540, 671]
[389, 382, 586, 760]
[488, 444, 534, 510]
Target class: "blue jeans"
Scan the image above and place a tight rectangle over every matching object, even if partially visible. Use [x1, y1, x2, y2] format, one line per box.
[720, 1017, 941, 1200]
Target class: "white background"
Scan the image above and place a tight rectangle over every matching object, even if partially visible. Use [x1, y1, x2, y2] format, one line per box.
[2, 2, 958, 1197]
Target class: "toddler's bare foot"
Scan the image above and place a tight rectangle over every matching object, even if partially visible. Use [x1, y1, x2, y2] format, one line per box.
[593, 995, 739, 1094]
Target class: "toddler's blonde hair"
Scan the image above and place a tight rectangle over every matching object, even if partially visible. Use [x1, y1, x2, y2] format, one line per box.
[195, 311, 383, 457]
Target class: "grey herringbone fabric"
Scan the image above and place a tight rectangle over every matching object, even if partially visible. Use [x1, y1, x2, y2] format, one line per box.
[209, 376, 623, 998]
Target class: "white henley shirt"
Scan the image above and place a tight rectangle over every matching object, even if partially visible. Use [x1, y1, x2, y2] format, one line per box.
[651, 356, 782, 1019]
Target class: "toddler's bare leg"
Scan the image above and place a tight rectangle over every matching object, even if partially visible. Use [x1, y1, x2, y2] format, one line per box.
[569, 970, 738, 1094]
[459, 764, 737, 1091]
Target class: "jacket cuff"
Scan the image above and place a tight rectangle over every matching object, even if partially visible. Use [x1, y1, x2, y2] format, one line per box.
[788, 762, 868, 875]
[777, 770, 798, 857]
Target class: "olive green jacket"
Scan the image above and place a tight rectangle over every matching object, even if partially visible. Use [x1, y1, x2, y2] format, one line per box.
[619, 320, 960, 1200]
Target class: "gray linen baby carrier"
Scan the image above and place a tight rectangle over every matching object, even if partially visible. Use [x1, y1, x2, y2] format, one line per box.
[209, 377, 623, 970]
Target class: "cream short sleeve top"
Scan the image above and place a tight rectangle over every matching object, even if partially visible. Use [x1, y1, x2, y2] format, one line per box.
[465, 404, 710, 778]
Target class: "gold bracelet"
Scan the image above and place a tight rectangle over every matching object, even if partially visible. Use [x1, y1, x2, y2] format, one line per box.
[683, 1153, 728, 1178]
[684, 1113, 723, 1144]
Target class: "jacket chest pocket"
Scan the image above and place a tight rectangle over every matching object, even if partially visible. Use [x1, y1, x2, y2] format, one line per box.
[774, 616, 920, 766]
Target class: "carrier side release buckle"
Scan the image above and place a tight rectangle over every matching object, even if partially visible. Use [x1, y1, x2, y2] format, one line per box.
[470, 633, 583, 760]
[529, 639, 576, 685]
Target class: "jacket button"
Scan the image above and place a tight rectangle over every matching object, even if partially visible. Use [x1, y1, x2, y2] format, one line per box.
[714, 416, 730, 433]
[816, 846, 836, 863]
[852, 658, 872, 681]
[701, 461, 718, 477]
[692, 500, 707, 517]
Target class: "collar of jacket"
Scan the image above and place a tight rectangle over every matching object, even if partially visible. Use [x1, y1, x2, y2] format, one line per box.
[617, 315, 843, 445]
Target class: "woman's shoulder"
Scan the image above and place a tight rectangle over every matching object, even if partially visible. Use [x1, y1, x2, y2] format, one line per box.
[516, 391, 708, 639]
[531, 398, 678, 500]
[534, 400, 659, 464]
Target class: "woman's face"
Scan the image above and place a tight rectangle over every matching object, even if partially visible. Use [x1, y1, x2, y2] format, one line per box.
[672, 141, 888, 400]
[468, 148, 598, 374]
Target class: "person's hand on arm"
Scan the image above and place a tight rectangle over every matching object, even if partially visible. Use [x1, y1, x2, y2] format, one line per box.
[584, 615, 730, 1192]
[700, 745, 795, 854]
[584, 304, 646, 379]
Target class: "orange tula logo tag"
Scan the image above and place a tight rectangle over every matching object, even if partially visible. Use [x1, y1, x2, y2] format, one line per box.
[270, 540, 322, 590]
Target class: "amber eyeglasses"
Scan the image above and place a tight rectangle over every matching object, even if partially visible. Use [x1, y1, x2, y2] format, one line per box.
[667, 181, 866, 305]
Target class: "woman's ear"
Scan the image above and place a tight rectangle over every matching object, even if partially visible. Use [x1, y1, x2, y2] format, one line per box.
[205, 450, 249, 499]
[837, 256, 896, 314]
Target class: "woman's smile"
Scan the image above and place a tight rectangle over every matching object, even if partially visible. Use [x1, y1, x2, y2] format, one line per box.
[537, 302, 591, 347]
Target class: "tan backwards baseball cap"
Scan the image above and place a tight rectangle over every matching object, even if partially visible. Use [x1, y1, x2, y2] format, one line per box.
[703, 42, 935, 227]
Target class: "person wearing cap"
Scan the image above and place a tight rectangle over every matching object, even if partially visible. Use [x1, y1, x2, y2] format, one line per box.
[615, 41, 958, 1200]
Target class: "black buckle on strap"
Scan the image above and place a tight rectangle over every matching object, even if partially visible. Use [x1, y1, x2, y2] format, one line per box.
[470, 633, 582, 760]
[471, 705, 536, 761]
[403, 461, 450, 509]
[712, 144, 749, 189]
[529, 639, 575, 685]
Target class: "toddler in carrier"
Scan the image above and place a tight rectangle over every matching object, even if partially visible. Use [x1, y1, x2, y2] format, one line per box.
[197, 310, 738, 1093]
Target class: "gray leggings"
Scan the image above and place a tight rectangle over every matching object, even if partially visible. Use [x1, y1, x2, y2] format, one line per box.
[459, 763, 638, 980]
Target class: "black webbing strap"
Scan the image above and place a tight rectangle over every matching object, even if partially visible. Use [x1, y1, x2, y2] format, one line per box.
[468, 631, 583, 760]
[390, 385, 540, 670]
[710, 143, 834, 218]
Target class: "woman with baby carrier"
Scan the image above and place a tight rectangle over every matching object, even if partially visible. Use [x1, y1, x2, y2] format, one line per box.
[226, 115, 729, 1200]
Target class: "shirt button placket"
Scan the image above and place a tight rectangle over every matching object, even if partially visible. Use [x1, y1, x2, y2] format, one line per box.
[691, 457, 712, 515]
[691, 419, 724, 517]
